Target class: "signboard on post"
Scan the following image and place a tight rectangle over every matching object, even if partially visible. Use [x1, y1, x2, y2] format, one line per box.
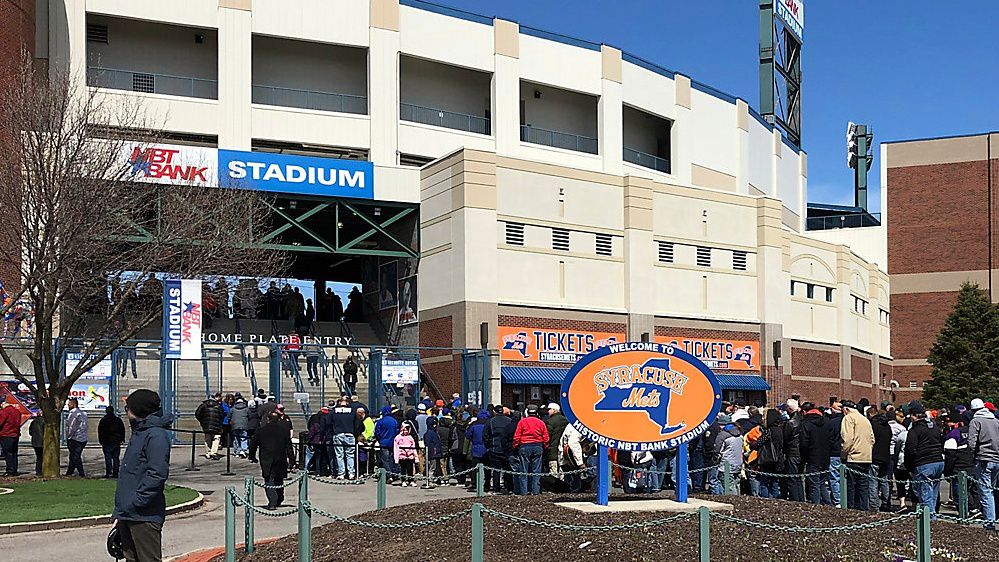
[560, 342, 722, 452]
[498, 327, 625, 363]
[653, 336, 759, 371]
[66, 351, 114, 379]
[163, 279, 203, 360]
[775, 0, 804, 40]
[381, 358, 419, 385]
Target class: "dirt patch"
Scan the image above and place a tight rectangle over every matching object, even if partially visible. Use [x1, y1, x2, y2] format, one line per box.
[220, 494, 999, 562]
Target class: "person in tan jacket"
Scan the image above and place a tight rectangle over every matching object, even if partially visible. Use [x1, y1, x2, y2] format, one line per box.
[840, 400, 875, 510]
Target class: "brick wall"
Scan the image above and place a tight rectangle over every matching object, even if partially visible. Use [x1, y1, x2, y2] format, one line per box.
[789, 346, 839, 405]
[890, 291, 958, 361]
[418, 315, 458, 398]
[851, 355, 873, 385]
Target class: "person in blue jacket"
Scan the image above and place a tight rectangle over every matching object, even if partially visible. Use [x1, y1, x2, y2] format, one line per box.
[113, 389, 173, 562]
[374, 405, 400, 482]
[465, 409, 492, 492]
[423, 416, 444, 488]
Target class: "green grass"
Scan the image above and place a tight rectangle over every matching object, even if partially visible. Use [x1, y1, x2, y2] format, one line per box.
[0, 479, 199, 524]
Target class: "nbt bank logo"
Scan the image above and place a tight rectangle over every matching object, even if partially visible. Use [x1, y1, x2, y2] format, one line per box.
[128, 147, 209, 183]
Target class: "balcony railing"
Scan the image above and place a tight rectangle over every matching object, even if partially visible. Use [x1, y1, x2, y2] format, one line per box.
[87, 67, 218, 100]
[252, 85, 367, 115]
[806, 213, 882, 231]
[623, 147, 671, 173]
[400, 102, 490, 135]
[520, 125, 598, 154]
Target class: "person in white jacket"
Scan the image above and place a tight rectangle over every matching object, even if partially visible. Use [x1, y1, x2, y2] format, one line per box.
[559, 424, 585, 492]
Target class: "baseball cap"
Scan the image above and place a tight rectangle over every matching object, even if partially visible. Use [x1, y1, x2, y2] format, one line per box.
[526, 404, 539, 416]
[417, 403, 428, 412]
[908, 400, 926, 415]
[971, 398, 986, 410]
[435, 399, 445, 407]
[840, 400, 857, 409]
[547, 403, 560, 411]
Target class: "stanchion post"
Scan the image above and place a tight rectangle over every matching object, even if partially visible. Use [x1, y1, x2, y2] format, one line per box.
[224, 487, 236, 562]
[186, 430, 200, 472]
[377, 467, 386, 510]
[958, 470, 969, 521]
[476, 463, 485, 497]
[244, 476, 255, 554]
[916, 505, 931, 562]
[722, 461, 730, 496]
[596, 444, 609, 506]
[298, 472, 311, 562]
[698, 506, 710, 562]
[222, 440, 235, 476]
[471, 503, 484, 562]
[676, 442, 689, 503]
[839, 463, 848, 509]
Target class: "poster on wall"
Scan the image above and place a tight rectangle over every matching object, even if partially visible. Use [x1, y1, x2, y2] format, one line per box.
[163, 279, 203, 360]
[653, 336, 760, 371]
[67, 382, 112, 411]
[399, 258, 418, 279]
[382, 358, 419, 384]
[398, 276, 417, 325]
[65, 351, 114, 379]
[378, 261, 398, 310]
[498, 326, 626, 363]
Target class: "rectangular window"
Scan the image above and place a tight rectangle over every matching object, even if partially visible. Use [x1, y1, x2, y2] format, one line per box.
[504, 222, 524, 246]
[552, 228, 570, 252]
[790, 280, 797, 296]
[732, 250, 747, 271]
[853, 296, 868, 315]
[825, 287, 834, 302]
[657, 241, 674, 263]
[696, 246, 711, 267]
[806, 284, 815, 299]
[909, 381, 917, 389]
[595, 233, 612, 256]
[880, 309, 890, 324]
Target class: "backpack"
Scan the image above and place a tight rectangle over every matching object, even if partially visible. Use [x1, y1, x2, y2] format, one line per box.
[758, 428, 785, 469]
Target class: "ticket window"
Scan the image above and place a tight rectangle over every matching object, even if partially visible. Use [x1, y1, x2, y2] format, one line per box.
[512, 387, 525, 412]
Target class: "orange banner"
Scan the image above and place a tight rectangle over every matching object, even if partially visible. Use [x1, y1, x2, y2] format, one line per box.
[653, 336, 760, 371]
[499, 327, 626, 363]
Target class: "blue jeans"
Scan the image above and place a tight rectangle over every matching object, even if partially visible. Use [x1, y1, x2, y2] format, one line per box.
[870, 461, 891, 511]
[232, 429, 249, 455]
[648, 456, 669, 492]
[380, 446, 399, 480]
[806, 464, 832, 505]
[708, 466, 723, 495]
[977, 461, 999, 524]
[508, 454, 525, 495]
[828, 457, 842, 505]
[690, 449, 705, 491]
[518, 444, 544, 495]
[846, 462, 871, 510]
[758, 474, 780, 498]
[913, 461, 944, 518]
[331, 433, 356, 478]
[785, 457, 804, 501]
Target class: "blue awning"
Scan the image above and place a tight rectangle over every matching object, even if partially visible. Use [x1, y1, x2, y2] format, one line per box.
[501, 366, 568, 385]
[716, 374, 771, 391]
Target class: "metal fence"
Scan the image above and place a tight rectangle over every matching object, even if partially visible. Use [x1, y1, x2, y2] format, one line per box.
[520, 125, 598, 154]
[623, 147, 671, 173]
[806, 212, 882, 231]
[252, 85, 367, 115]
[400, 102, 490, 135]
[87, 67, 218, 100]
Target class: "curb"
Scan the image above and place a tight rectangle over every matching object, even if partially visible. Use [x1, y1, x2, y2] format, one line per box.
[0, 491, 205, 535]
[168, 537, 279, 562]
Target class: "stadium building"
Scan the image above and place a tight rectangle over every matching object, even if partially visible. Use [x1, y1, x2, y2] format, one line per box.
[26, 0, 891, 411]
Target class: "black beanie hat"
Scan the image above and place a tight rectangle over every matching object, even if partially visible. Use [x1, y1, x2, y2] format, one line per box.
[126, 389, 161, 419]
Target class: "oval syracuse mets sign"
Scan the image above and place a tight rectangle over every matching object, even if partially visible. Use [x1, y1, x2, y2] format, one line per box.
[560, 342, 722, 451]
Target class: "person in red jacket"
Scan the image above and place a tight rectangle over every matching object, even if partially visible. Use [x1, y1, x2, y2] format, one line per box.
[0, 402, 23, 476]
[513, 404, 550, 495]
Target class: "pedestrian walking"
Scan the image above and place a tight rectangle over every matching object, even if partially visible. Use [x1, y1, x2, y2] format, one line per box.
[230, 395, 250, 457]
[113, 389, 172, 562]
[98, 405, 126, 478]
[513, 404, 549, 495]
[342, 355, 359, 396]
[194, 393, 224, 460]
[0, 401, 20, 476]
[65, 398, 88, 477]
[248, 411, 295, 510]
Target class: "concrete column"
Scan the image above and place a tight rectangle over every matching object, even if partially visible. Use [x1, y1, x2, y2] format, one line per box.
[735, 99, 750, 195]
[492, 19, 520, 157]
[760, 322, 788, 403]
[755, 198, 788, 325]
[623, 176, 655, 333]
[48, 0, 86, 84]
[369, 0, 400, 165]
[627, 314, 654, 342]
[671, 74, 693, 185]
[839, 344, 852, 399]
[599, 45, 623, 175]
[218, 4, 252, 150]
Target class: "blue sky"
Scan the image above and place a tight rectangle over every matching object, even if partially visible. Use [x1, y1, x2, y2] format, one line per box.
[438, 0, 999, 213]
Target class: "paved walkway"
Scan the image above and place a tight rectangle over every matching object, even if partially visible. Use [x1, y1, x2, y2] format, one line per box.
[0, 446, 468, 560]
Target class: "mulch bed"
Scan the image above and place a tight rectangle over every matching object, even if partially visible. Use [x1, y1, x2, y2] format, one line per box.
[222, 493, 999, 562]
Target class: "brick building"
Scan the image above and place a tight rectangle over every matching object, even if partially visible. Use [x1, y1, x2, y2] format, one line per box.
[885, 132, 999, 398]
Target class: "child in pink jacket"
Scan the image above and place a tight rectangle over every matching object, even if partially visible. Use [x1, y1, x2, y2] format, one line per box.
[394, 424, 418, 486]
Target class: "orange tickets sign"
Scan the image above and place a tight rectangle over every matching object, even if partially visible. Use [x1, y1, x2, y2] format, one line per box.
[654, 336, 760, 371]
[560, 342, 722, 451]
[499, 327, 625, 363]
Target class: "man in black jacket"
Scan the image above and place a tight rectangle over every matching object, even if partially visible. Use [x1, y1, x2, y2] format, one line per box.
[868, 408, 894, 511]
[342, 355, 359, 396]
[487, 405, 512, 493]
[904, 401, 944, 519]
[799, 403, 832, 505]
[322, 397, 363, 479]
[826, 402, 844, 505]
[194, 393, 224, 460]
[98, 406, 127, 478]
[28, 413, 44, 476]
[782, 399, 805, 501]
[249, 411, 296, 509]
[114, 390, 172, 562]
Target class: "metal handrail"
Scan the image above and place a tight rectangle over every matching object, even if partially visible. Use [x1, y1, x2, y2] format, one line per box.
[520, 124, 598, 154]
[806, 213, 882, 231]
[251, 84, 367, 115]
[86, 66, 218, 100]
[400, 102, 490, 135]
[623, 146, 671, 173]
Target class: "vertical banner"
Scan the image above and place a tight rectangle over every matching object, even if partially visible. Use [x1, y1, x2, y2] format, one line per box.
[163, 279, 203, 360]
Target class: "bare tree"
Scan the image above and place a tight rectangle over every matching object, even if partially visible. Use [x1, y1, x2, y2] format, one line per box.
[0, 54, 286, 476]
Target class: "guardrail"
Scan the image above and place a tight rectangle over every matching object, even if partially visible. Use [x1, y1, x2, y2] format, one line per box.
[400, 102, 490, 135]
[252, 85, 367, 115]
[623, 146, 671, 173]
[806, 213, 882, 230]
[87, 66, 218, 100]
[521, 124, 598, 154]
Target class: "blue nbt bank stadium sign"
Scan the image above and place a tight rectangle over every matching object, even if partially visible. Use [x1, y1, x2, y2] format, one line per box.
[218, 150, 374, 199]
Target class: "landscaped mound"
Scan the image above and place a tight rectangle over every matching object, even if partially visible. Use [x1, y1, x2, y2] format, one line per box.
[224, 493, 999, 562]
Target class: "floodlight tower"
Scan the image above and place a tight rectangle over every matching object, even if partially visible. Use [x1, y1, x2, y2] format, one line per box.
[759, 0, 804, 146]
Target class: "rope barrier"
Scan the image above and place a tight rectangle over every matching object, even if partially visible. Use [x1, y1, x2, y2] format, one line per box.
[480, 506, 695, 531]
[710, 510, 918, 533]
[229, 490, 298, 517]
[744, 467, 833, 478]
[484, 465, 594, 476]
[252, 472, 306, 489]
[306, 501, 472, 528]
